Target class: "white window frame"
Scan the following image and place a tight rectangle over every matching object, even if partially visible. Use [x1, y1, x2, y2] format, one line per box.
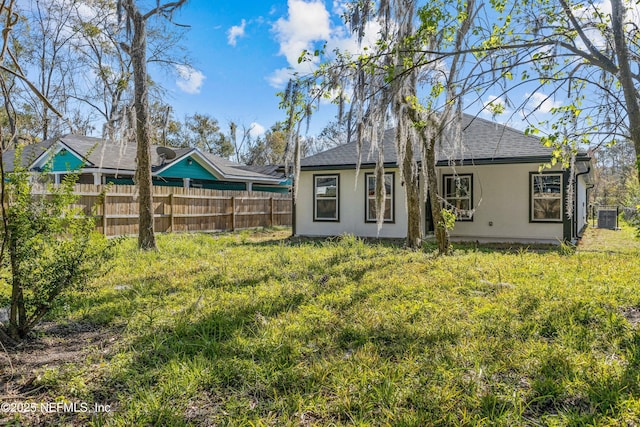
[313, 174, 339, 221]
[530, 172, 563, 222]
[365, 172, 394, 223]
[443, 174, 473, 221]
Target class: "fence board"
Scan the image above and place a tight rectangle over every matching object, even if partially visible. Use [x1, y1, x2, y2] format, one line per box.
[39, 184, 291, 236]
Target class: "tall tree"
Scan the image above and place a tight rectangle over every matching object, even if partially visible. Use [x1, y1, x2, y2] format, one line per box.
[489, 0, 640, 183]
[312, 118, 352, 153]
[117, 0, 187, 251]
[71, 0, 188, 140]
[182, 113, 233, 157]
[244, 122, 290, 166]
[229, 121, 255, 163]
[69, 0, 133, 140]
[294, 0, 479, 252]
[19, 0, 80, 139]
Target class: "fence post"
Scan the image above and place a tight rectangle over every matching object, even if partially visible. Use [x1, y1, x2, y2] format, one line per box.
[102, 193, 108, 236]
[231, 196, 236, 231]
[270, 197, 274, 227]
[169, 193, 175, 232]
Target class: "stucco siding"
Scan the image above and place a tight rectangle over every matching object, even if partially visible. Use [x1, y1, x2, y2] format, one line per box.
[576, 174, 589, 235]
[296, 169, 408, 238]
[439, 163, 564, 242]
[298, 163, 573, 243]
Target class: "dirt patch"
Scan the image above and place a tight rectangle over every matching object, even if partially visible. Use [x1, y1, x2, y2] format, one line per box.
[0, 321, 118, 426]
[622, 307, 640, 327]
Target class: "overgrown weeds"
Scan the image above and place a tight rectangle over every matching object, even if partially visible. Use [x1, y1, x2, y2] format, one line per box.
[2, 228, 640, 425]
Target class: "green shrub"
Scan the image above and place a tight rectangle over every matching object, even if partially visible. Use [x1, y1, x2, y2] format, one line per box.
[0, 149, 115, 344]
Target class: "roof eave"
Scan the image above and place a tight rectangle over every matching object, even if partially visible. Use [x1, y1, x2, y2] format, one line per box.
[300, 162, 397, 171]
[301, 153, 592, 170]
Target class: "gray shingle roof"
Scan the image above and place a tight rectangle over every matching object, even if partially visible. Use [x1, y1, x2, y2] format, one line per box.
[60, 134, 192, 172]
[2, 139, 56, 171]
[199, 152, 283, 180]
[300, 114, 589, 169]
[4, 134, 285, 182]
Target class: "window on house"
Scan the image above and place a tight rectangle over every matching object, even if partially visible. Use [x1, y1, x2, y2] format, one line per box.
[531, 173, 562, 222]
[443, 174, 473, 220]
[365, 172, 394, 222]
[314, 175, 339, 221]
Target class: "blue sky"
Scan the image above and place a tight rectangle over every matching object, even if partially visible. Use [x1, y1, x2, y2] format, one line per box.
[154, 0, 347, 138]
[19, 0, 624, 144]
[147, 0, 600, 143]
[156, 0, 567, 139]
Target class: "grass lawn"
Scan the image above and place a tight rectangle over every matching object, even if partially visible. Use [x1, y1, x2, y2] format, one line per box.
[578, 222, 640, 253]
[2, 226, 640, 426]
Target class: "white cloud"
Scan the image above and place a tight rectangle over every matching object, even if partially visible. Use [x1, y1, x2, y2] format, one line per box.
[267, 67, 297, 88]
[272, 0, 332, 68]
[249, 122, 266, 138]
[269, 0, 384, 88]
[175, 65, 206, 94]
[227, 19, 247, 47]
[325, 20, 382, 57]
[570, 0, 640, 50]
[526, 92, 562, 114]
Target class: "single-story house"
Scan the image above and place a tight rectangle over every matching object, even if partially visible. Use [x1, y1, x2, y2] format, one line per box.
[4, 134, 289, 193]
[297, 115, 593, 244]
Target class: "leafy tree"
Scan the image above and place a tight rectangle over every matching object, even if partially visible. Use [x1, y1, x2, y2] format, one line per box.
[18, 0, 79, 139]
[71, 0, 189, 140]
[0, 156, 112, 345]
[592, 139, 639, 205]
[477, 0, 640, 183]
[181, 113, 233, 158]
[244, 122, 290, 166]
[10, 0, 189, 144]
[229, 121, 256, 163]
[311, 118, 352, 154]
[0, 2, 114, 345]
[292, 0, 479, 252]
[148, 100, 180, 146]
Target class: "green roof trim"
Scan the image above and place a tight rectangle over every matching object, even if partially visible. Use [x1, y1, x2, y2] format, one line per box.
[198, 181, 246, 191]
[252, 185, 290, 194]
[106, 177, 134, 185]
[152, 179, 183, 187]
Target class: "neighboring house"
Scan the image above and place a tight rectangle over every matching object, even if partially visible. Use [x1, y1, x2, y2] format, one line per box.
[297, 115, 593, 244]
[4, 134, 289, 193]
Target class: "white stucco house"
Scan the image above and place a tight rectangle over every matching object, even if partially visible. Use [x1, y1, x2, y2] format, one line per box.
[296, 115, 593, 244]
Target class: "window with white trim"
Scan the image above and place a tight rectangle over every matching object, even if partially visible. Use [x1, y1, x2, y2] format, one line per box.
[314, 175, 339, 221]
[443, 174, 473, 220]
[365, 172, 394, 222]
[531, 173, 562, 222]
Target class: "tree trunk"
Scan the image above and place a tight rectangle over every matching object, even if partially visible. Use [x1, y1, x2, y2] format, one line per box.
[610, 0, 640, 183]
[131, 6, 156, 250]
[425, 136, 450, 255]
[406, 107, 450, 254]
[402, 139, 422, 248]
[8, 235, 26, 340]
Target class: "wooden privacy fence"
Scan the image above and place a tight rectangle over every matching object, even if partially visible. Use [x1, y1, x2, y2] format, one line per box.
[49, 184, 292, 237]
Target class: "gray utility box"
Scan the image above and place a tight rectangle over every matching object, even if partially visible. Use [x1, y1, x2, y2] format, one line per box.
[597, 209, 618, 230]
